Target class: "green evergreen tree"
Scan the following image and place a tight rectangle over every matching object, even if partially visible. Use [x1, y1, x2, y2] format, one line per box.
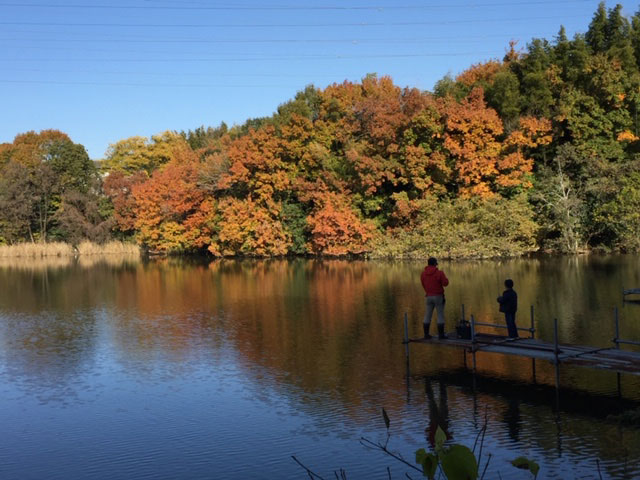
[586, 1, 609, 52]
[486, 70, 521, 128]
[606, 4, 636, 69]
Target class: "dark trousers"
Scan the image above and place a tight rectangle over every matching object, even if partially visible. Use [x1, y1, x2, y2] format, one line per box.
[505, 312, 518, 338]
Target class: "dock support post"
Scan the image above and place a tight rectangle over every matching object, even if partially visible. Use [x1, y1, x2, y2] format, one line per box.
[530, 305, 535, 337]
[614, 306, 620, 349]
[461, 304, 467, 369]
[404, 312, 410, 359]
[553, 318, 560, 407]
[470, 314, 477, 373]
[614, 307, 621, 397]
[404, 312, 411, 385]
[530, 305, 536, 382]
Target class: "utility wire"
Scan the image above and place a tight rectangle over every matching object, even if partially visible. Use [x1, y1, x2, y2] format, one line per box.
[0, 79, 308, 88]
[0, 15, 584, 28]
[0, 76, 434, 88]
[0, 26, 564, 39]
[1, 40, 525, 54]
[0, 0, 597, 10]
[3, 68, 356, 77]
[0, 51, 502, 62]
[0, 33, 557, 44]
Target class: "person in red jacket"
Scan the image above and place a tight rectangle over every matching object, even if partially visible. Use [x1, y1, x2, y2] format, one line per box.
[420, 257, 449, 339]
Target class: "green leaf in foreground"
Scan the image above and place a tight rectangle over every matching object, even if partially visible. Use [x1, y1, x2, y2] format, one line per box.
[511, 456, 540, 476]
[440, 444, 478, 480]
[434, 425, 447, 451]
[415, 448, 438, 479]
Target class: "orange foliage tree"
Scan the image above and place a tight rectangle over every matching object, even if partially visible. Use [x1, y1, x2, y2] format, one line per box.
[217, 125, 291, 202]
[208, 197, 291, 257]
[1, 129, 71, 168]
[456, 60, 504, 88]
[207, 126, 295, 255]
[96, 75, 553, 256]
[132, 147, 214, 253]
[103, 170, 148, 234]
[315, 75, 448, 234]
[324, 76, 432, 198]
[442, 88, 549, 197]
[500, 116, 552, 189]
[399, 101, 451, 196]
[306, 191, 377, 255]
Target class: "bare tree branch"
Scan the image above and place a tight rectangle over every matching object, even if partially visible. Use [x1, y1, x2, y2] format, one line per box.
[477, 409, 489, 465]
[291, 455, 327, 480]
[480, 453, 492, 480]
[359, 437, 423, 474]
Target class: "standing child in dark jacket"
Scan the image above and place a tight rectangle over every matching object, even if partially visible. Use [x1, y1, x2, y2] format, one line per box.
[497, 279, 518, 338]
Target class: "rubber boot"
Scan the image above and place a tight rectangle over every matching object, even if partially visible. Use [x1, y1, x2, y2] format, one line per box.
[437, 323, 448, 340]
[423, 323, 432, 340]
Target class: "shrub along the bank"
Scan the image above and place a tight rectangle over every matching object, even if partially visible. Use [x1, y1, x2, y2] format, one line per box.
[370, 195, 538, 259]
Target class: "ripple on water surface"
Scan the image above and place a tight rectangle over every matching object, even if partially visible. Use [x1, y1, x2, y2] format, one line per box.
[1, 257, 640, 479]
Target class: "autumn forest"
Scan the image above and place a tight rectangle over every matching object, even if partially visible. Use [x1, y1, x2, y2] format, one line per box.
[2, 3, 640, 258]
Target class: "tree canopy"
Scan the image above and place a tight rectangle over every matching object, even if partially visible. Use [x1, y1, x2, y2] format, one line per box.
[2, 3, 640, 256]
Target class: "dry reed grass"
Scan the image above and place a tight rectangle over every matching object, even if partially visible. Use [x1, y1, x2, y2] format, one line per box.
[0, 242, 74, 258]
[76, 240, 140, 256]
[0, 241, 140, 258]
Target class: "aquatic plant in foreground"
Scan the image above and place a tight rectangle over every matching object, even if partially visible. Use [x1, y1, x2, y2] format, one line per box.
[293, 408, 542, 479]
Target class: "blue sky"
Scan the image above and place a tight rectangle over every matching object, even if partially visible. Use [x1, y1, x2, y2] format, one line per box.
[0, 0, 637, 159]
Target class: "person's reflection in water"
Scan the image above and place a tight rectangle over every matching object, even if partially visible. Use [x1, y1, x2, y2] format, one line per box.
[503, 397, 521, 442]
[425, 377, 451, 447]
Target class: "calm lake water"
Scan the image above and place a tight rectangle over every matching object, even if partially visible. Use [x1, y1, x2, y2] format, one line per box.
[0, 255, 639, 479]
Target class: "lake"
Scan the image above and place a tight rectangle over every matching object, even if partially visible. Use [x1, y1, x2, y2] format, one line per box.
[0, 255, 639, 479]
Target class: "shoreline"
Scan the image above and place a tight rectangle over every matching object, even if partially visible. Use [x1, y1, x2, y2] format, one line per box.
[0, 241, 630, 261]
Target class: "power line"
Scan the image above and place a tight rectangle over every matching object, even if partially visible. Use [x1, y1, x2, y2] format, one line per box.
[3, 68, 355, 78]
[1, 41, 528, 56]
[0, 79, 307, 88]
[0, 32, 558, 45]
[0, 0, 597, 10]
[0, 25, 567, 38]
[0, 52, 503, 62]
[0, 15, 583, 28]
[0, 75, 436, 88]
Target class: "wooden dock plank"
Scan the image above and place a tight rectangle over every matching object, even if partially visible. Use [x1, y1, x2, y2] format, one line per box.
[408, 333, 640, 375]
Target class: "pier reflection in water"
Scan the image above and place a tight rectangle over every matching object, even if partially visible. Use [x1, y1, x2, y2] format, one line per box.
[406, 371, 640, 479]
[0, 256, 639, 479]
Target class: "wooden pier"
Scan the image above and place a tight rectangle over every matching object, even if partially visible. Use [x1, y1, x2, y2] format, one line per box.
[403, 306, 640, 384]
[623, 288, 640, 302]
[409, 333, 640, 375]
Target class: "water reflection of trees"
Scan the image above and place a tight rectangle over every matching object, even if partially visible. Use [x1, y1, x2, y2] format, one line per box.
[0, 258, 141, 403]
[0, 258, 138, 313]
[4, 256, 638, 400]
[1, 256, 640, 476]
[198, 257, 640, 478]
[0, 254, 140, 272]
[0, 310, 98, 405]
[0, 256, 73, 270]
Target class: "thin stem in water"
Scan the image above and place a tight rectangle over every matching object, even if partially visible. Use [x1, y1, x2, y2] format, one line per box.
[359, 437, 423, 474]
[291, 455, 327, 480]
